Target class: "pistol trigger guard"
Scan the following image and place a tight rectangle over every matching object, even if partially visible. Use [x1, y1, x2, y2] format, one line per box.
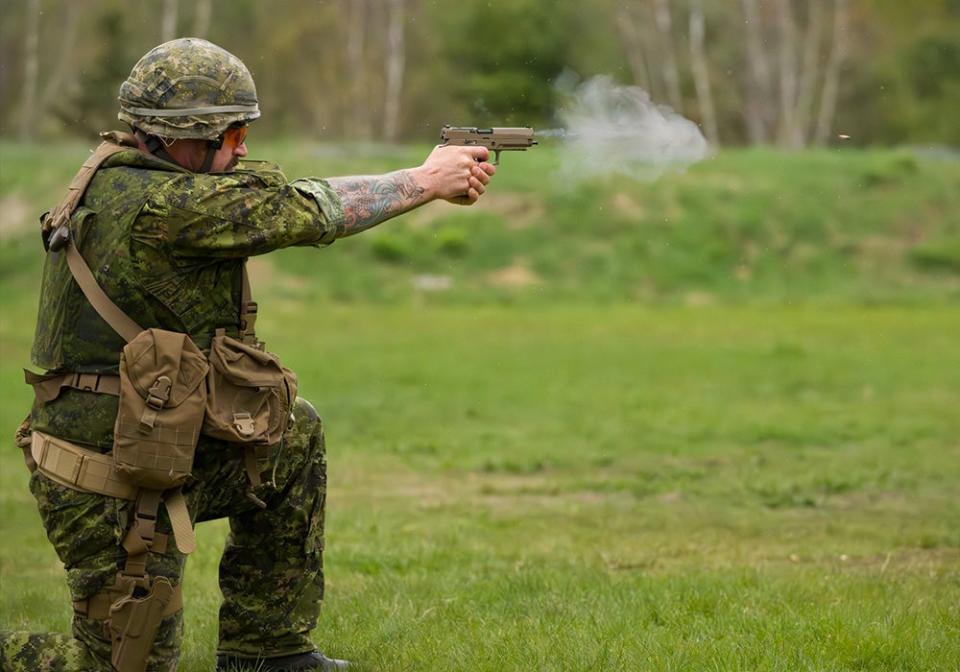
[492, 149, 502, 166]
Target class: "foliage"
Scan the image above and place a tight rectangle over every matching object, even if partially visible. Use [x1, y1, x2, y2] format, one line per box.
[0, 0, 958, 145]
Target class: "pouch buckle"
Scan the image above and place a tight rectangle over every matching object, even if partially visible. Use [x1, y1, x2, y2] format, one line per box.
[146, 376, 172, 410]
[233, 412, 255, 438]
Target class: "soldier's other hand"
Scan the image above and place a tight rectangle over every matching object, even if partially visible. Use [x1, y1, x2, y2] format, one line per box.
[417, 145, 496, 206]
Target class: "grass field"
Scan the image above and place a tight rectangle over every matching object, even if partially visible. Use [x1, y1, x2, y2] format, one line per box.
[1, 142, 958, 670]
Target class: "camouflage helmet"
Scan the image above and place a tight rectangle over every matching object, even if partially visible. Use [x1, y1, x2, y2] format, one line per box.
[118, 38, 260, 140]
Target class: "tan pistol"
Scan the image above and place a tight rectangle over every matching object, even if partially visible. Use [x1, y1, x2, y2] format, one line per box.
[440, 126, 537, 165]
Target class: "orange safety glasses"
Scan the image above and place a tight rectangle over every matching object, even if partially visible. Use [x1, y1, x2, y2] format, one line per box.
[224, 125, 248, 147]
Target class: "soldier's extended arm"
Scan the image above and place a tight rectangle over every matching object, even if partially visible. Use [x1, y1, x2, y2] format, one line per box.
[327, 144, 495, 237]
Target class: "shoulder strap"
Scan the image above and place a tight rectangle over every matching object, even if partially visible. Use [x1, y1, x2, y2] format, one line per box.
[43, 134, 137, 239]
[238, 261, 259, 346]
[46, 134, 145, 343]
[64, 243, 143, 342]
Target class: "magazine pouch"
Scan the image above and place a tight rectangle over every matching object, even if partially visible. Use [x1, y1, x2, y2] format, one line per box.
[114, 329, 208, 489]
[203, 329, 298, 446]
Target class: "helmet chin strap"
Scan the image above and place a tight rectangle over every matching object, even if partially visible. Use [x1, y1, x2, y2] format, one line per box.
[199, 143, 218, 173]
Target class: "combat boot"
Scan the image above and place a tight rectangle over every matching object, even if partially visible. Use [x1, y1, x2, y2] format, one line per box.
[216, 650, 350, 671]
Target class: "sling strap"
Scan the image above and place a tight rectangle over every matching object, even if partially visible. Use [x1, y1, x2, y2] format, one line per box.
[65, 241, 144, 341]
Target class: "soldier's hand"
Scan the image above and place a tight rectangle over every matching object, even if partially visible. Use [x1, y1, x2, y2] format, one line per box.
[417, 145, 496, 206]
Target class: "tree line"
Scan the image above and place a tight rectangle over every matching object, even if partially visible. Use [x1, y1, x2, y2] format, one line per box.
[2, 0, 958, 146]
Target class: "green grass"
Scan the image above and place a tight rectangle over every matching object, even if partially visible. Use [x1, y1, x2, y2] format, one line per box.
[0, 142, 958, 669]
[2, 294, 958, 670]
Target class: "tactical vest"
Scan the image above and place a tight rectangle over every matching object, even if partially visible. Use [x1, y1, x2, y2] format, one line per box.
[21, 132, 297, 672]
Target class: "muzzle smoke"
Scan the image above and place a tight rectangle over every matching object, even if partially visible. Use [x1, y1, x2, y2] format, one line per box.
[547, 75, 709, 181]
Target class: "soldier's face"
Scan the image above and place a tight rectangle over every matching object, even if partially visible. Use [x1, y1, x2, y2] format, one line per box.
[165, 131, 248, 173]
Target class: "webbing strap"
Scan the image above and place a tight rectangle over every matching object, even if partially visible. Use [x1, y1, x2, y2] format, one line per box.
[238, 261, 259, 346]
[65, 243, 143, 342]
[25, 369, 120, 405]
[43, 135, 144, 344]
[164, 488, 196, 554]
[74, 581, 182, 621]
[44, 139, 134, 237]
[31, 431, 137, 500]
[122, 489, 162, 580]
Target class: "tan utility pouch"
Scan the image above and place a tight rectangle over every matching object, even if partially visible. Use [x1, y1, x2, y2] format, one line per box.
[203, 329, 298, 446]
[114, 329, 208, 490]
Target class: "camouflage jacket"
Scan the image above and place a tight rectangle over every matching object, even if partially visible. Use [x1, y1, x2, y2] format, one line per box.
[30, 145, 344, 449]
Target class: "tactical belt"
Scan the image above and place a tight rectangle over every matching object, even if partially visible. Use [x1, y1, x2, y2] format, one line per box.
[31, 430, 136, 500]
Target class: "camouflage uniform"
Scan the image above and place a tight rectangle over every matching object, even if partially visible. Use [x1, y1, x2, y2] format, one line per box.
[0, 142, 345, 670]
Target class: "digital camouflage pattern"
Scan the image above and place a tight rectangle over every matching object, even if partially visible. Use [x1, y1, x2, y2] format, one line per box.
[31, 146, 343, 448]
[118, 38, 260, 140]
[1, 141, 343, 668]
[0, 398, 328, 671]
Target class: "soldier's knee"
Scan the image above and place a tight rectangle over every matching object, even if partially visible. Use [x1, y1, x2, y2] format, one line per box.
[293, 396, 320, 424]
[288, 397, 324, 451]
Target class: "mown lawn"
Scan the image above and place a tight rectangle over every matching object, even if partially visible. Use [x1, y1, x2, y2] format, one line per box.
[2, 292, 957, 670]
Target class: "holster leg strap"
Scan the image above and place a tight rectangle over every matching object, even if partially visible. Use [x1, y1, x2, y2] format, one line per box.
[74, 580, 182, 621]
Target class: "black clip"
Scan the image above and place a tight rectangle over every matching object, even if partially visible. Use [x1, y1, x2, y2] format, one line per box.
[47, 225, 71, 252]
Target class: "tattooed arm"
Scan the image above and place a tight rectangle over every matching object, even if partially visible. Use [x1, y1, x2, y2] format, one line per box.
[327, 145, 497, 237]
[327, 170, 429, 236]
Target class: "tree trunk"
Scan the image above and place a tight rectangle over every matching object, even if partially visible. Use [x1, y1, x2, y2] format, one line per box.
[653, 0, 683, 111]
[615, 7, 652, 92]
[161, 0, 178, 42]
[346, 0, 371, 139]
[41, 0, 83, 111]
[795, 0, 824, 146]
[815, 0, 849, 145]
[192, 0, 213, 38]
[19, 0, 41, 141]
[739, 0, 773, 144]
[383, 0, 406, 142]
[774, 0, 799, 147]
[688, 0, 719, 145]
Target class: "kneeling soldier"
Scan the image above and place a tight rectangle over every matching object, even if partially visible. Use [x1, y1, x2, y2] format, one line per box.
[1, 38, 495, 672]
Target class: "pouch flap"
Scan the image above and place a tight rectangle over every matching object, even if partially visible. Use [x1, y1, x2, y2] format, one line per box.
[209, 332, 284, 387]
[122, 329, 208, 407]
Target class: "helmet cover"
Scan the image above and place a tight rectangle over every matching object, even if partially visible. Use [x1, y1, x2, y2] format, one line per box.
[118, 38, 260, 140]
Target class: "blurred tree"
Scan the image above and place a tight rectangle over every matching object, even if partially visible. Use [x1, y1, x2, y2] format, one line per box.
[814, 0, 849, 145]
[54, 7, 137, 136]
[18, 0, 40, 141]
[383, 0, 408, 142]
[193, 0, 212, 38]
[0, 0, 957, 146]
[161, 0, 178, 42]
[689, 0, 719, 145]
[439, 0, 576, 126]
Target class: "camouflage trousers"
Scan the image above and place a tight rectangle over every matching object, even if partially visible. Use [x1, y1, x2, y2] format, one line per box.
[0, 398, 327, 672]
